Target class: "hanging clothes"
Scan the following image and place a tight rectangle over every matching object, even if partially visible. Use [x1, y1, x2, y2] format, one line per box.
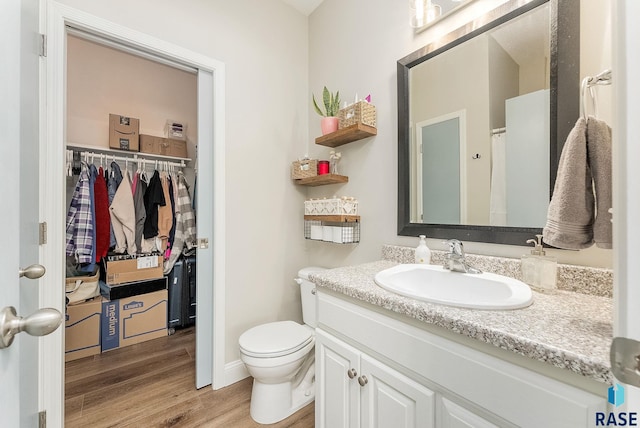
[65, 164, 94, 265]
[110, 171, 137, 254]
[166, 174, 177, 256]
[107, 161, 123, 248]
[164, 173, 196, 273]
[94, 166, 111, 262]
[133, 171, 148, 253]
[180, 174, 197, 251]
[157, 172, 174, 252]
[143, 170, 165, 240]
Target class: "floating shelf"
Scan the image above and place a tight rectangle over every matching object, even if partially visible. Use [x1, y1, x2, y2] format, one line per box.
[304, 215, 360, 222]
[315, 123, 377, 148]
[294, 174, 349, 186]
[304, 216, 360, 244]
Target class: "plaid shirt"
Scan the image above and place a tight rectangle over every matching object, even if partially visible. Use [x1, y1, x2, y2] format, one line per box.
[66, 168, 94, 264]
[163, 173, 196, 274]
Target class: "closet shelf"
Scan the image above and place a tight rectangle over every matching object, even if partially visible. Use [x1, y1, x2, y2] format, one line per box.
[315, 123, 377, 148]
[67, 143, 192, 163]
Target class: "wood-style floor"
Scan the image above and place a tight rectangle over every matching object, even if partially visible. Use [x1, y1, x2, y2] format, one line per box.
[65, 327, 314, 427]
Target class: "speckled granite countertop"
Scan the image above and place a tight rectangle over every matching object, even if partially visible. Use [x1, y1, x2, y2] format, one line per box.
[309, 260, 613, 384]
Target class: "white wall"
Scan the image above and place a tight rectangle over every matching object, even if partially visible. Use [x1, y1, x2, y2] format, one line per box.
[56, 0, 310, 363]
[308, 0, 613, 268]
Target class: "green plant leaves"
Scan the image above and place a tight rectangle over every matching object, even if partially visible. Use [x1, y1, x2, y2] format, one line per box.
[312, 86, 341, 117]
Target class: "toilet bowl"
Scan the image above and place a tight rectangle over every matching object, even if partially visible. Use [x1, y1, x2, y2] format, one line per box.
[238, 267, 325, 424]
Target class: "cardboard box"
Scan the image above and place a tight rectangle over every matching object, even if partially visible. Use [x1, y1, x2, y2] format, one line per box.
[101, 289, 168, 352]
[65, 297, 103, 362]
[103, 255, 164, 285]
[100, 276, 167, 301]
[109, 114, 140, 151]
[140, 134, 188, 158]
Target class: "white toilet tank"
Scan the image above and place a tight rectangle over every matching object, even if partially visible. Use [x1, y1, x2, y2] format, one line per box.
[297, 267, 326, 329]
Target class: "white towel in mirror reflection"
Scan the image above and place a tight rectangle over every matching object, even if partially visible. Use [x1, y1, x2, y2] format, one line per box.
[490, 131, 507, 226]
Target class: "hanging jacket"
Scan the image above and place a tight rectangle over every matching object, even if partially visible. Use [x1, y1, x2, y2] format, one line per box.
[65, 165, 94, 264]
[164, 173, 196, 273]
[94, 166, 111, 262]
[156, 172, 173, 252]
[110, 171, 137, 254]
[143, 170, 165, 239]
[167, 174, 177, 253]
[132, 172, 147, 253]
[107, 162, 123, 248]
[180, 174, 197, 250]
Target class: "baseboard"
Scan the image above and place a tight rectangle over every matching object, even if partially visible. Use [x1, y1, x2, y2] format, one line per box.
[224, 359, 250, 386]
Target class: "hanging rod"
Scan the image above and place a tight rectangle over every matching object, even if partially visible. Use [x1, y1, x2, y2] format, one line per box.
[67, 143, 191, 162]
[491, 127, 506, 135]
[67, 149, 186, 169]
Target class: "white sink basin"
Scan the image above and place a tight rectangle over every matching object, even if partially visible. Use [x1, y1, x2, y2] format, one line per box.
[374, 264, 533, 310]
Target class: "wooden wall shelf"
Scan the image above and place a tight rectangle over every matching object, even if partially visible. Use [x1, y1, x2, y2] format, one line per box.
[315, 123, 377, 148]
[304, 215, 360, 222]
[294, 174, 348, 186]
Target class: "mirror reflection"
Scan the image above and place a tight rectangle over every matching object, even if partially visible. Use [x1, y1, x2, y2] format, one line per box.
[397, 0, 580, 246]
[409, 4, 550, 227]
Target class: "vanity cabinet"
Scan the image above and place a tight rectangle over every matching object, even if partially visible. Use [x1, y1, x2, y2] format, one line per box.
[316, 328, 435, 428]
[315, 290, 607, 428]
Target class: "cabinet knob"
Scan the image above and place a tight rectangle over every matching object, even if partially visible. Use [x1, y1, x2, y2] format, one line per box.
[347, 368, 357, 379]
[358, 375, 368, 387]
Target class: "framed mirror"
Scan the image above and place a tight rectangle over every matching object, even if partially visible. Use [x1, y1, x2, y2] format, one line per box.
[397, 0, 579, 245]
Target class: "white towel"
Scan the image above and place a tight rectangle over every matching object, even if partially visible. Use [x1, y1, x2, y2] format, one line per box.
[543, 118, 594, 249]
[489, 132, 507, 226]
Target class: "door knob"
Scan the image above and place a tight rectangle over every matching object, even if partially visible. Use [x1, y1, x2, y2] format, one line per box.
[0, 306, 62, 349]
[358, 375, 368, 387]
[19, 264, 46, 279]
[347, 368, 357, 379]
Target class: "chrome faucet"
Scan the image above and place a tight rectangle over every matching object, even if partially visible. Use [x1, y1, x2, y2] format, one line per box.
[444, 239, 482, 274]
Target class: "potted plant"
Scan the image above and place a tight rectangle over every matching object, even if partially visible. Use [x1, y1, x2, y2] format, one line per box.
[313, 86, 341, 135]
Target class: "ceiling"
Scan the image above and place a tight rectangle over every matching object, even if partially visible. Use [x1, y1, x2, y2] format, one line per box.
[280, 0, 324, 16]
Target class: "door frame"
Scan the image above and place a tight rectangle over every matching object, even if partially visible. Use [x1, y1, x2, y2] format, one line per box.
[41, 2, 227, 425]
[414, 110, 468, 224]
[613, 0, 640, 408]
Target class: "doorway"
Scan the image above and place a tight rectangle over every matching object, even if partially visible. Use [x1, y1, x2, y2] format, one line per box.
[42, 4, 226, 425]
[415, 110, 467, 224]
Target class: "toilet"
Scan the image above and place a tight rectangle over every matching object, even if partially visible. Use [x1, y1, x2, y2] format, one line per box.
[238, 267, 325, 424]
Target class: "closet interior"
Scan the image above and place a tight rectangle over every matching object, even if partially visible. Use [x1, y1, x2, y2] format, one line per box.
[63, 33, 199, 368]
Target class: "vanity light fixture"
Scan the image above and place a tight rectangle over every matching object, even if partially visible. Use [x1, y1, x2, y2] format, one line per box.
[410, 0, 442, 28]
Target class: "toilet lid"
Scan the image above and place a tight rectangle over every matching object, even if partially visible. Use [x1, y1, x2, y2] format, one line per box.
[239, 320, 313, 358]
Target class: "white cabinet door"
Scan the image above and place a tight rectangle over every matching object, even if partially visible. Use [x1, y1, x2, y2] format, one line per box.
[360, 354, 435, 428]
[439, 397, 500, 428]
[316, 329, 361, 428]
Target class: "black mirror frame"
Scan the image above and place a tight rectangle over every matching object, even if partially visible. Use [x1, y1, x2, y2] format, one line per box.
[397, 0, 579, 245]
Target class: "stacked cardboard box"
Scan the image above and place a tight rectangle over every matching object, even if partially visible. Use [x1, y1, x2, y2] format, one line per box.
[101, 289, 168, 352]
[65, 297, 103, 362]
[102, 255, 164, 285]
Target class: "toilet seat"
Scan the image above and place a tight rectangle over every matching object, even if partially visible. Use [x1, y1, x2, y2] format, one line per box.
[239, 320, 313, 358]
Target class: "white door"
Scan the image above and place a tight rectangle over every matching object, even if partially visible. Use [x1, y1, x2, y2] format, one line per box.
[0, 1, 62, 426]
[316, 329, 361, 428]
[360, 354, 435, 428]
[613, 0, 640, 411]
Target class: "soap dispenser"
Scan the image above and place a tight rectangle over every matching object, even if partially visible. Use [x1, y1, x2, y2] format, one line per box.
[521, 235, 557, 290]
[415, 235, 431, 264]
